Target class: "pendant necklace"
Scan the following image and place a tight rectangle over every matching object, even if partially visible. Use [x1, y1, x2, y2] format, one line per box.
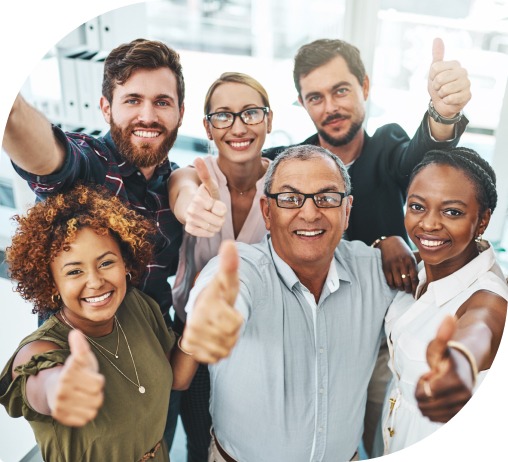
[60, 310, 146, 394]
[228, 182, 256, 196]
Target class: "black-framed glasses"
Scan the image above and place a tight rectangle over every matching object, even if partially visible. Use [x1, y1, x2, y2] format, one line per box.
[205, 107, 269, 129]
[265, 192, 348, 209]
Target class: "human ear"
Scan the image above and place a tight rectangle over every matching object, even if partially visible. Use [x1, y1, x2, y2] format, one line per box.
[260, 196, 271, 231]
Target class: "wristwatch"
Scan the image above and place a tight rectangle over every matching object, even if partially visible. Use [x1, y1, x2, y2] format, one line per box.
[428, 100, 463, 125]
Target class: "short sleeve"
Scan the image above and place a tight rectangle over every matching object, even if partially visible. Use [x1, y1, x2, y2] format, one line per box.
[0, 349, 70, 421]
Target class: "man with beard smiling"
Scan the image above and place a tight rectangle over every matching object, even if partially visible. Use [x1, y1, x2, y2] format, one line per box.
[2, 38, 189, 450]
[263, 37, 471, 457]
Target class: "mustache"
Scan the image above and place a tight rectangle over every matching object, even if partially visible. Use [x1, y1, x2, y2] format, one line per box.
[323, 113, 348, 125]
[130, 121, 167, 132]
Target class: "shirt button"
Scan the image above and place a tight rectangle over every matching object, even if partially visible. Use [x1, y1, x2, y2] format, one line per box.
[319, 388, 324, 394]
[137, 172, 142, 176]
[319, 347, 324, 354]
[318, 426, 323, 433]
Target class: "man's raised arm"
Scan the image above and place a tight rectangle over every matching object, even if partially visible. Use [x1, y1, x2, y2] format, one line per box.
[2, 94, 67, 175]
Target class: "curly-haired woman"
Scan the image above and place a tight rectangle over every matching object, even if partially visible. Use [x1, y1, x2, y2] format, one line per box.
[0, 184, 199, 462]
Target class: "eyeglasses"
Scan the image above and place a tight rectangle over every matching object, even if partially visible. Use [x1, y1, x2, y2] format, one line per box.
[205, 107, 269, 129]
[265, 192, 348, 209]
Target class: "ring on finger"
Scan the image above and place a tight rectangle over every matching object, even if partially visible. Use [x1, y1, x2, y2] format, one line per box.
[423, 380, 433, 398]
[401, 274, 407, 279]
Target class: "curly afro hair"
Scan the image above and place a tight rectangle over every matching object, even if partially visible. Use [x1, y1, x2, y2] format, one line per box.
[5, 184, 156, 315]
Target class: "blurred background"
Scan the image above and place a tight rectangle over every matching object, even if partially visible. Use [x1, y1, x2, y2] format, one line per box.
[1, 0, 508, 460]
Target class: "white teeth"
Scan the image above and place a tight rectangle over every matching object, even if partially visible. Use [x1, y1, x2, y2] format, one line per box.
[229, 141, 251, 148]
[296, 230, 324, 236]
[420, 239, 445, 247]
[84, 292, 112, 303]
[133, 130, 159, 138]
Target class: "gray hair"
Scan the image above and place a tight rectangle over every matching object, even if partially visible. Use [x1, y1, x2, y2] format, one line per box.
[264, 145, 352, 195]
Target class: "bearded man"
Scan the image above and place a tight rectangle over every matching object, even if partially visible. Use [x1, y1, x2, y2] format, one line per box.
[2, 38, 192, 453]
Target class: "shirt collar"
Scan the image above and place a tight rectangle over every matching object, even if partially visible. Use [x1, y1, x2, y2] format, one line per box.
[267, 237, 342, 295]
[417, 246, 499, 306]
[103, 131, 171, 178]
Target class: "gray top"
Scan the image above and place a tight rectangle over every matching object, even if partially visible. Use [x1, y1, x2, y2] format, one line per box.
[186, 236, 396, 462]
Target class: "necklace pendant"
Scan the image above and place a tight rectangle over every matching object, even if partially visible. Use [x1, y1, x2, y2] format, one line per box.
[115, 355, 119, 359]
[139, 386, 146, 394]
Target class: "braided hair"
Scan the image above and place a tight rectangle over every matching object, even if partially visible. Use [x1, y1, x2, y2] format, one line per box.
[409, 147, 497, 214]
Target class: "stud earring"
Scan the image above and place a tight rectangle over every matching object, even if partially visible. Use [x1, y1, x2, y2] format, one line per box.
[475, 234, 483, 243]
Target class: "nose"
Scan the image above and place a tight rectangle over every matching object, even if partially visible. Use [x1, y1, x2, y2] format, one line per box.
[86, 270, 105, 289]
[229, 114, 248, 135]
[419, 210, 442, 232]
[324, 95, 338, 114]
[137, 102, 158, 124]
[298, 196, 322, 222]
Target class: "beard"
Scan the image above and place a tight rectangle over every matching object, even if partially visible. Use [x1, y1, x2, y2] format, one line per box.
[317, 113, 364, 147]
[110, 116, 179, 168]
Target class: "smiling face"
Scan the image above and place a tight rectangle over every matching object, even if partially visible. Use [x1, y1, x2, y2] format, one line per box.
[100, 67, 184, 168]
[261, 155, 352, 275]
[204, 82, 272, 165]
[405, 164, 491, 277]
[298, 55, 368, 148]
[50, 227, 129, 336]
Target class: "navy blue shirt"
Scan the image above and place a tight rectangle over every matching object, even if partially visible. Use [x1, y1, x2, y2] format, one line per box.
[13, 126, 183, 324]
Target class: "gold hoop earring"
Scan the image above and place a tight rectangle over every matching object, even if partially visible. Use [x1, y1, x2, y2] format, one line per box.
[126, 272, 132, 281]
[51, 294, 61, 304]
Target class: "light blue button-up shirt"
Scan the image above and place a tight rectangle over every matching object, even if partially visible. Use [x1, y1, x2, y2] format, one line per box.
[186, 236, 396, 462]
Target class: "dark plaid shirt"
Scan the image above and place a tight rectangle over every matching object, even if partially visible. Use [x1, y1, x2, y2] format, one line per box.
[13, 125, 183, 324]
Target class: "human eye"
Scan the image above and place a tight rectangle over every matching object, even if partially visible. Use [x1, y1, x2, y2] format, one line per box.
[99, 259, 116, 269]
[125, 98, 139, 105]
[315, 193, 340, 207]
[155, 100, 170, 107]
[443, 208, 464, 217]
[408, 203, 425, 212]
[66, 268, 82, 276]
[278, 193, 302, 208]
[307, 94, 322, 104]
[335, 87, 349, 96]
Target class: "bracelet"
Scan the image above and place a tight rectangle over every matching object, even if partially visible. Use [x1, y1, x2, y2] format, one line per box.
[447, 340, 478, 387]
[177, 336, 194, 356]
[428, 100, 463, 125]
[371, 236, 386, 248]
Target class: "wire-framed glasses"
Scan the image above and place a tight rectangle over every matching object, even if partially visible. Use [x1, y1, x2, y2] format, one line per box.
[265, 192, 348, 209]
[205, 107, 269, 129]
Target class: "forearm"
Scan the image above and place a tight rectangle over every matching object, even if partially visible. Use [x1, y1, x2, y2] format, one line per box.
[3, 94, 66, 175]
[168, 167, 200, 224]
[25, 366, 62, 416]
[170, 339, 199, 390]
[428, 117, 456, 141]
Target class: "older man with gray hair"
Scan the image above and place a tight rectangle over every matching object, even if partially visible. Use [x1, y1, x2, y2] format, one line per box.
[181, 145, 397, 462]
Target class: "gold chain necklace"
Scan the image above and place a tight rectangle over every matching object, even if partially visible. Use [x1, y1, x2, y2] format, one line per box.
[227, 182, 257, 196]
[60, 310, 146, 394]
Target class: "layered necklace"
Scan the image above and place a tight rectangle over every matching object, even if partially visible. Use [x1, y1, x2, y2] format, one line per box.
[60, 310, 146, 394]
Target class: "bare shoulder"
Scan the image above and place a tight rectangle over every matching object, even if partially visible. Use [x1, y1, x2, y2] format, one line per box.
[12, 340, 63, 379]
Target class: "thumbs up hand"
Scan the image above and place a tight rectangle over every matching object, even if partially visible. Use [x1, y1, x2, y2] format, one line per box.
[180, 240, 244, 364]
[184, 157, 227, 237]
[415, 316, 473, 423]
[48, 329, 105, 426]
[428, 37, 471, 118]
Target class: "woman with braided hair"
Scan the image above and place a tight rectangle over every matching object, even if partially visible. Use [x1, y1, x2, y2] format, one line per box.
[379, 146, 508, 455]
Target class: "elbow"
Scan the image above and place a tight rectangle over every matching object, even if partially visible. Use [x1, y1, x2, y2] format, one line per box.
[171, 377, 192, 391]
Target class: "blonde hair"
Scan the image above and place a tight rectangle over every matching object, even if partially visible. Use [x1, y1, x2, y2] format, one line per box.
[203, 72, 270, 114]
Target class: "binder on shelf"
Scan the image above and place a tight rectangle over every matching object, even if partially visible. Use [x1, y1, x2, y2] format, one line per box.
[91, 51, 109, 132]
[75, 51, 99, 130]
[57, 47, 88, 127]
[99, 4, 147, 52]
[85, 17, 101, 51]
